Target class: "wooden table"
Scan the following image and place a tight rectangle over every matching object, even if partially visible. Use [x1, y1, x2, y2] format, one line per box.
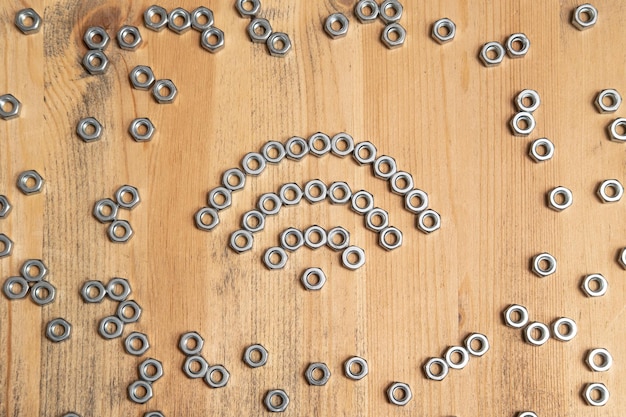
[1, 1, 624, 416]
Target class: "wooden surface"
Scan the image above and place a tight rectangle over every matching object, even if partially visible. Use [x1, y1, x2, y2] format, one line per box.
[1, 1, 625, 416]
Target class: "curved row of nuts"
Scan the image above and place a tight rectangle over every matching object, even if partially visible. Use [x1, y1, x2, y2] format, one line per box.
[503, 304, 578, 345]
[423, 333, 490, 382]
[235, 0, 292, 57]
[92, 185, 140, 243]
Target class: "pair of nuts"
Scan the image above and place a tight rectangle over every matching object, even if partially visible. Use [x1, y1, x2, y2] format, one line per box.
[479, 33, 530, 67]
[128, 64, 177, 104]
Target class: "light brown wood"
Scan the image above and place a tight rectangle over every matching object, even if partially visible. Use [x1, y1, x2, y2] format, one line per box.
[1, 0, 625, 415]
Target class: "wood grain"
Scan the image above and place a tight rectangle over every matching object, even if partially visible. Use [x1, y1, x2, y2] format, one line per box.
[1, 0, 626, 416]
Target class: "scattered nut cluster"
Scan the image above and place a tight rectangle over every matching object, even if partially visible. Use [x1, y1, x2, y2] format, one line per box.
[179, 331, 231, 389]
[423, 333, 489, 382]
[503, 304, 578, 345]
[479, 33, 530, 67]
[92, 185, 140, 243]
[235, 0, 292, 57]
[2, 259, 56, 306]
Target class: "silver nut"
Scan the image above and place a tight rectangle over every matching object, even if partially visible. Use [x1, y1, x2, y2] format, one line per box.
[0, 195, 12, 218]
[129, 118, 156, 142]
[152, 79, 177, 104]
[107, 220, 134, 243]
[341, 246, 366, 270]
[619, 247, 626, 269]
[117, 299, 142, 324]
[179, 331, 204, 355]
[300, 267, 327, 291]
[168, 8, 191, 34]
[248, 18, 272, 43]
[551, 317, 578, 342]
[0, 234, 14, 258]
[46, 318, 72, 343]
[503, 304, 529, 328]
[325, 13, 349, 39]
[82, 50, 109, 75]
[183, 355, 208, 378]
[344, 356, 369, 380]
[93, 198, 118, 223]
[17, 170, 44, 195]
[404, 189, 428, 213]
[351, 190, 375, 215]
[516, 89, 541, 113]
[365, 208, 389, 232]
[464, 332, 490, 356]
[266, 32, 292, 57]
[353, 141, 377, 165]
[595, 89, 621, 113]
[327, 226, 350, 251]
[303, 180, 327, 204]
[379, 0, 403, 24]
[417, 209, 441, 233]
[115, 185, 141, 209]
[523, 321, 550, 346]
[304, 225, 327, 249]
[236, 0, 261, 18]
[390, 171, 414, 196]
[229, 230, 254, 253]
[597, 179, 623, 203]
[128, 380, 153, 404]
[583, 383, 609, 407]
[279, 182, 303, 206]
[608, 118, 626, 142]
[191, 7, 214, 31]
[585, 348, 612, 372]
[581, 273, 608, 297]
[138, 358, 164, 382]
[431, 18, 456, 44]
[81, 280, 107, 303]
[144, 5, 168, 32]
[328, 181, 352, 204]
[243, 344, 269, 368]
[531, 252, 557, 277]
[201, 27, 225, 53]
[264, 389, 289, 413]
[386, 382, 412, 406]
[355, 0, 379, 24]
[572, 4, 598, 31]
[30, 281, 56, 305]
[76, 117, 103, 142]
[379, 226, 402, 251]
[117, 25, 143, 50]
[479, 41, 505, 67]
[517, 413, 537, 417]
[257, 192, 282, 216]
[423, 357, 449, 381]
[279, 227, 305, 252]
[98, 315, 124, 339]
[125, 332, 150, 356]
[263, 247, 288, 270]
[83, 26, 109, 49]
[0, 94, 21, 120]
[528, 138, 554, 163]
[204, 365, 230, 388]
[308, 132, 332, 157]
[15, 8, 42, 35]
[506, 33, 530, 58]
[222, 168, 246, 192]
[207, 186, 232, 211]
[129, 65, 156, 90]
[509, 112, 536, 136]
[547, 186, 573, 211]
[106, 277, 132, 301]
[195, 207, 219, 231]
[20, 259, 48, 282]
[445, 346, 470, 370]
[381, 23, 406, 49]
[305, 362, 331, 386]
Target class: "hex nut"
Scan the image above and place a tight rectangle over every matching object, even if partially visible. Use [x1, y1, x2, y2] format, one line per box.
[222, 168, 247, 193]
[115, 185, 141, 210]
[201, 27, 225, 53]
[152, 79, 177, 104]
[183, 355, 209, 378]
[46, 318, 72, 343]
[417, 209, 441, 233]
[585, 348, 612, 372]
[528, 138, 555, 163]
[81, 280, 107, 303]
[510, 112, 536, 136]
[191, 6, 214, 31]
[0, 195, 12, 218]
[31, 281, 56, 305]
[15, 8, 42, 35]
[117, 25, 143, 50]
[608, 118, 626, 142]
[516, 89, 541, 113]
[106, 277, 132, 301]
[263, 247, 288, 270]
[129, 118, 156, 142]
[0, 94, 22, 120]
[266, 32, 292, 57]
[581, 273, 608, 297]
[619, 247, 626, 269]
[168, 8, 191, 34]
[130, 65, 156, 90]
[20, 259, 48, 282]
[548, 186, 573, 211]
[572, 4, 598, 31]
[179, 331, 204, 355]
[597, 179, 623, 203]
[139, 358, 164, 382]
[17, 170, 44, 195]
[107, 220, 134, 243]
[279, 183, 303, 206]
[583, 383, 609, 407]
[325, 13, 349, 39]
[431, 18, 456, 44]
[236, 0, 261, 18]
[76, 117, 103, 142]
[379, 226, 403, 251]
[99, 315, 124, 339]
[117, 300, 142, 324]
[327, 226, 350, 251]
[243, 344, 268, 368]
[195, 207, 219, 231]
[83, 26, 109, 50]
[205, 365, 230, 388]
[344, 356, 369, 380]
[128, 380, 153, 404]
[381, 23, 406, 49]
[404, 189, 429, 213]
[479, 41, 505, 67]
[380, 0, 403, 24]
[595, 89, 621, 113]
[0, 234, 13, 258]
[300, 268, 327, 291]
[82, 50, 109, 75]
[386, 382, 413, 406]
[264, 389, 290, 413]
[305, 362, 331, 386]
[506, 33, 530, 58]
[92, 198, 118, 223]
[531, 253, 557, 277]
[207, 186, 232, 211]
[229, 230, 254, 253]
[355, 0, 379, 24]
[247, 18, 272, 43]
[144, 5, 168, 32]
[125, 332, 151, 356]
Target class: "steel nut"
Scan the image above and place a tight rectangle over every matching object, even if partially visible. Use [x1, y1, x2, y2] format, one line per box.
[305, 362, 331, 386]
[138, 358, 164, 382]
[191, 7, 214, 31]
[82, 50, 109, 75]
[572, 4, 598, 31]
[595, 89, 621, 114]
[76, 117, 102, 142]
[15, 8, 42, 34]
[117, 300, 142, 324]
[583, 383, 609, 407]
[17, 170, 44, 195]
[0, 195, 12, 218]
[431, 18, 456, 44]
[0, 94, 21, 120]
[381, 23, 406, 49]
[247, 18, 272, 43]
[152, 79, 177, 104]
[129, 118, 156, 142]
[0, 234, 13, 258]
[20, 259, 48, 282]
[129, 65, 156, 90]
[531, 253, 557, 277]
[325, 13, 349, 39]
[201, 27, 225, 53]
[144, 5, 168, 32]
[619, 247, 626, 269]
[128, 380, 153, 404]
[479, 41, 505, 67]
[266, 32, 292, 57]
[229, 230, 254, 253]
[117, 25, 143, 50]
[107, 220, 134, 243]
[83, 26, 109, 50]
[168, 8, 191, 34]
[236, 0, 261, 18]
[379, 226, 402, 251]
[608, 118, 626, 142]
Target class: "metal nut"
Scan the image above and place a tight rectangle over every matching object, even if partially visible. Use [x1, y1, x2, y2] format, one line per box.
[46, 318, 72, 343]
[608, 118, 626, 142]
[76, 117, 103, 142]
[373, 155, 397, 180]
[168, 8, 191, 34]
[547, 186, 573, 211]
[390, 171, 414, 195]
[125, 332, 150, 356]
[305, 362, 331, 386]
[264, 247, 288, 270]
[117, 300, 142, 324]
[279, 227, 305, 252]
[595, 89, 621, 113]
[344, 356, 368, 380]
[236, 0, 261, 18]
[572, 4, 598, 31]
[284, 136, 309, 160]
[597, 179, 623, 203]
[583, 383, 609, 407]
[0, 195, 12, 218]
[379, 0, 403, 24]
[266, 32, 292, 57]
[308, 132, 332, 157]
[243, 344, 268, 368]
[117, 25, 142, 50]
[20, 259, 48, 282]
[183, 355, 208, 378]
[3, 276, 28, 299]
[464, 332, 490, 356]
[229, 230, 254, 253]
[304, 225, 327, 249]
[523, 321, 550, 346]
[341, 246, 366, 270]
[144, 5, 168, 32]
[581, 273, 608, 297]
[585, 348, 612, 372]
[99, 315, 124, 339]
[207, 186, 232, 211]
[351, 190, 375, 215]
[264, 389, 289, 412]
[516, 89, 541, 113]
[129, 65, 156, 90]
[418, 209, 441, 233]
[129, 118, 155, 142]
[128, 380, 153, 404]
[423, 358, 449, 381]
[241, 210, 265, 233]
[531, 252, 557, 277]
[17, 170, 44, 195]
[379, 226, 402, 251]
[257, 193, 282, 216]
[107, 220, 134, 243]
[204, 365, 230, 388]
[115, 185, 141, 209]
[279, 183, 303, 206]
[325, 13, 349, 39]
[241, 152, 267, 176]
[248, 18, 272, 43]
[0, 234, 13, 258]
[431, 18, 456, 44]
[195, 207, 219, 231]
[83, 26, 109, 49]
[479, 41, 505, 67]
[0, 94, 21, 120]
[510, 112, 536, 136]
[15, 8, 42, 35]
[551, 317, 577, 342]
[106, 277, 132, 301]
[328, 181, 352, 204]
[222, 168, 246, 192]
[355, 0, 379, 24]
[191, 6, 214, 31]
[201, 27, 225, 53]
[81, 280, 107, 303]
[300, 267, 327, 291]
[303, 180, 327, 204]
[353, 141, 377, 165]
[506, 33, 530, 58]
[152, 79, 177, 104]
[386, 382, 412, 406]
[327, 226, 350, 251]
[528, 138, 554, 163]
[179, 331, 204, 355]
[82, 50, 109, 75]
[444, 346, 470, 370]
[404, 189, 428, 213]
[138, 358, 164, 382]
[503, 304, 529, 328]
[365, 208, 389, 232]
[381, 23, 406, 49]
[261, 141, 286, 164]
